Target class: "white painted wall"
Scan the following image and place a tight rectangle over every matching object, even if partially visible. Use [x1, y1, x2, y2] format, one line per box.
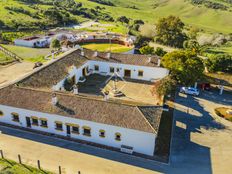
[14, 39, 35, 48]
[0, 104, 156, 156]
[53, 60, 169, 90]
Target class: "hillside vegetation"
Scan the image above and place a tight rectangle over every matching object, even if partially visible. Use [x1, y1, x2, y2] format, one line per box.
[0, 0, 232, 34]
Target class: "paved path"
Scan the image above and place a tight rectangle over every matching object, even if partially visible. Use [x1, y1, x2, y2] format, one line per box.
[0, 62, 34, 87]
[0, 90, 232, 174]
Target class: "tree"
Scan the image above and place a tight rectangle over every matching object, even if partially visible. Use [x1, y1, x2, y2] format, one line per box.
[162, 50, 204, 85]
[117, 16, 129, 24]
[50, 39, 61, 49]
[133, 19, 144, 25]
[151, 75, 177, 97]
[204, 54, 232, 73]
[134, 35, 152, 48]
[0, 20, 4, 29]
[155, 15, 187, 48]
[154, 47, 167, 57]
[43, 8, 63, 25]
[183, 39, 200, 53]
[139, 45, 154, 55]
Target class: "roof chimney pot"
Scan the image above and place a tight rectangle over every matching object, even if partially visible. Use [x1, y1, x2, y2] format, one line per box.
[157, 58, 161, 66]
[93, 51, 98, 57]
[106, 52, 111, 59]
[52, 93, 58, 105]
[73, 85, 78, 95]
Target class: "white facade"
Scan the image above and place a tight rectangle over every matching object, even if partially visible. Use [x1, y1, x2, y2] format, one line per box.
[53, 60, 169, 90]
[14, 37, 51, 48]
[0, 104, 156, 156]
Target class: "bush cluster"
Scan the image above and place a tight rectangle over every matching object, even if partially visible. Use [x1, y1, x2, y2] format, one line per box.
[191, 0, 229, 11]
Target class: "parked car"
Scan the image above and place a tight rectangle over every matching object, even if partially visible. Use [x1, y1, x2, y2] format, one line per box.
[33, 62, 43, 69]
[199, 83, 211, 91]
[180, 87, 200, 96]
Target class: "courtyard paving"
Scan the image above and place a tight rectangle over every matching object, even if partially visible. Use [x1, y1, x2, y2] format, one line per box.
[0, 89, 231, 174]
[78, 74, 158, 105]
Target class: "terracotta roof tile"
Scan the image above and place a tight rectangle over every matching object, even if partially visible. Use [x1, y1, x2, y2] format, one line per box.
[0, 86, 162, 133]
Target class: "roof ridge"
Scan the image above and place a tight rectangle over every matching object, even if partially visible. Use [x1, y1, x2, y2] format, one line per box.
[13, 86, 143, 108]
[16, 48, 79, 83]
[136, 106, 157, 134]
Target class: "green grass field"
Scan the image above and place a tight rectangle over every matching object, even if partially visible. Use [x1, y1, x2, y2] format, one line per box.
[0, 158, 53, 174]
[1, 44, 52, 62]
[0, 0, 232, 34]
[81, 43, 133, 53]
[0, 51, 14, 63]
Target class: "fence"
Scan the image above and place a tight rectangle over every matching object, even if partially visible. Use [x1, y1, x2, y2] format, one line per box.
[0, 45, 22, 61]
[0, 149, 81, 174]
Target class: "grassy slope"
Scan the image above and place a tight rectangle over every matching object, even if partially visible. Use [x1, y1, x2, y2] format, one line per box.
[77, 0, 232, 34]
[0, 0, 232, 34]
[0, 158, 53, 174]
[0, 51, 14, 63]
[1, 44, 52, 62]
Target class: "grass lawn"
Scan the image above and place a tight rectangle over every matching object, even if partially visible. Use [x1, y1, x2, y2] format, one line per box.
[204, 42, 232, 56]
[0, 52, 14, 64]
[81, 43, 133, 53]
[0, 158, 53, 174]
[0, 44, 52, 63]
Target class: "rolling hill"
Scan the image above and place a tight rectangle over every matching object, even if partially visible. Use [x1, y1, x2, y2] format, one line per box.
[0, 0, 231, 34]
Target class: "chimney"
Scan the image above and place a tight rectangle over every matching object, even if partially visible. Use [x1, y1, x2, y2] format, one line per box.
[157, 58, 161, 66]
[93, 51, 98, 57]
[106, 52, 111, 59]
[104, 91, 110, 101]
[52, 52, 55, 59]
[81, 50, 84, 56]
[73, 85, 78, 95]
[52, 93, 58, 105]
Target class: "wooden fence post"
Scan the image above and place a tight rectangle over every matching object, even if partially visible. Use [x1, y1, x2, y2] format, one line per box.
[37, 160, 41, 170]
[18, 154, 22, 164]
[0, 150, 4, 158]
[59, 166, 62, 174]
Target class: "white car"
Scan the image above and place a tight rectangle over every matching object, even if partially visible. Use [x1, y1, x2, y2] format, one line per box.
[180, 87, 200, 96]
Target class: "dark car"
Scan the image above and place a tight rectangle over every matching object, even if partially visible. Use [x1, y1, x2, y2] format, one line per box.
[199, 83, 211, 91]
[33, 62, 43, 69]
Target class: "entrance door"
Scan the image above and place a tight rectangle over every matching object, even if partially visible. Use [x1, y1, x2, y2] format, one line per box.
[82, 67, 86, 76]
[124, 69, 131, 78]
[66, 125, 71, 136]
[26, 117, 31, 128]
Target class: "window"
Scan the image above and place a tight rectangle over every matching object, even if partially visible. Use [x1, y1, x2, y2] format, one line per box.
[31, 117, 38, 126]
[116, 68, 120, 72]
[94, 65, 99, 71]
[138, 70, 143, 77]
[0, 110, 3, 116]
[110, 67, 114, 73]
[40, 119, 48, 128]
[115, 132, 121, 141]
[11, 112, 19, 122]
[55, 121, 63, 131]
[72, 126, 79, 134]
[83, 126, 91, 136]
[99, 129, 105, 138]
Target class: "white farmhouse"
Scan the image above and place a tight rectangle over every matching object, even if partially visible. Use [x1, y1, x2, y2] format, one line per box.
[14, 36, 52, 48]
[0, 48, 169, 158]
